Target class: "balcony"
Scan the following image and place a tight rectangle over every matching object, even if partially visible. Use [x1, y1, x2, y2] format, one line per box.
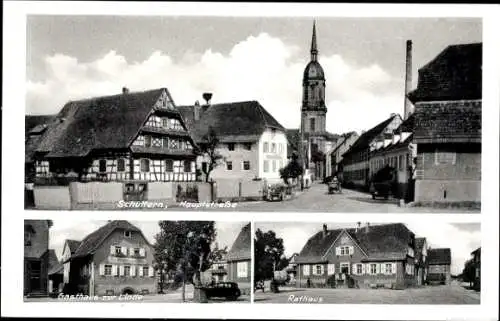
[130, 145, 196, 157]
[141, 126, 190, 137]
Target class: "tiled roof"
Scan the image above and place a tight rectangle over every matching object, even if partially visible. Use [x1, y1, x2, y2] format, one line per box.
[427, 248, 451, 265]
[68, 221, 144, 261]
[178, 101, 285, 143]
[343, 115, 400, 157]
[413, 100, 481, 144]
[34, 88, 193, 158]
[25, 115, 57, 163]
[408, 43, 482, 102]
[226, 223, 251, 262]
[66, 239, 82, 253]
[295, 223, 414, 264]
[47, 249, 63, 275]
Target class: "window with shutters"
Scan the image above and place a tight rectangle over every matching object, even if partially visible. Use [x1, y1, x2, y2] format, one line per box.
[124, 266, 131, 277]
[263, 160, 269, 173]
[385, 263, 392, 274]
[99, 159, 107, 173]
[115, 246, 122, 255]
[263, 142, 269, 153]
[104, 265, 112, 276]
[340, 246, 350, 256]
[134, 248, 140, 257]
[237, 262, 248, 278]
[315, 265, 323, 275]
[243, 161, 250, 170]
[227, 161, 233, 171]
[142, 266, 149, 277]
[356, 264, 363, 275]
[303, 265, 310, 276]
[370, 264, 377, 275]
[117, 158, 125, 172]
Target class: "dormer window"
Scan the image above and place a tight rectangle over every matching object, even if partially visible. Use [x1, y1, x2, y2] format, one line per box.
[124, 230, 132, 238]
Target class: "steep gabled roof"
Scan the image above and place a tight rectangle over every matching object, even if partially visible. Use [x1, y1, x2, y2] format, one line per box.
[25, 115, 58, 163]
[178, 101, 285, 143]
[65, 239, 82, 253]
[47, 249, 63, 275]
[35, 88, 176, 158]
[226, 223, 251, 262]
[327, 131, 358, 156]
[295, 223, 414, 264]
[343, 115, 399, 157]
[68, 221, 146, 261]
[427, 248, 451, 265]
[408, 43, 482, 102]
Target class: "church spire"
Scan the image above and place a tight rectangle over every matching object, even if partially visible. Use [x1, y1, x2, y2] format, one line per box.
[310, 20, 318, 61]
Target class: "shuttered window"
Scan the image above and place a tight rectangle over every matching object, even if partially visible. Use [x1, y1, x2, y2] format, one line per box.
[104, 264, 112, 276]
[140, 159, 150, 172]
[117, 158, 125, 172]
[237, 262, 248, 278]
[303, 265, 310, 276]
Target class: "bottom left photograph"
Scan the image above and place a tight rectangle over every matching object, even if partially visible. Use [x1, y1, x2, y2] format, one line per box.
[23, 220, 251, 303]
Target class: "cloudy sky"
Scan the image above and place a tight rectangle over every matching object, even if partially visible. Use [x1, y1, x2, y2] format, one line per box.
[26, 16, 481, 134]
[48, 220, 247, 261]
[255, 222, 480, 275]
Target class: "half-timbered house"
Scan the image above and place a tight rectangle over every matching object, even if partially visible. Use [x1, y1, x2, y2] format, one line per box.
[427, 248, 451, 285]
[294, 223, 417, 290]
[30, 87, 197, 184]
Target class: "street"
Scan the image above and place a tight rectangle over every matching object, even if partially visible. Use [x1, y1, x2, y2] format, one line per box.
[172, 183, 480, 213]
[254, 282, 480, 304]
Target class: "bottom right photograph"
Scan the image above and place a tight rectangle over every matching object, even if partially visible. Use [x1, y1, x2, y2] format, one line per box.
[253, 222, 480, 304]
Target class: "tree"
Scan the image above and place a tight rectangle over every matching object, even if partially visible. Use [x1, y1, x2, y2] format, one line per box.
[198, 126, 225, 182]
[153, 221, 216, 302]
[461, 258, 476, 287]
[254, 228, 286, 282]
[279, 151, 304, 185]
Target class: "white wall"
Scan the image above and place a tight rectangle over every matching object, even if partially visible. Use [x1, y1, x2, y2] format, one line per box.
[258, 128, 288, 182]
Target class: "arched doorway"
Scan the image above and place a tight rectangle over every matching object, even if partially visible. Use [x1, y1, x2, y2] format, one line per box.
[122, 287, 135, 295]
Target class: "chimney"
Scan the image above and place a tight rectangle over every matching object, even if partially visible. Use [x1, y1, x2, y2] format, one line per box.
[364, 222, 370, 233]
[322, 224, 328, 238]
[194, 100, 201, 121]
[355, 222, 361, 233]
[202, 92, 213, 112]
[404, 40, 413, 120]
[122, 87, 130, 94]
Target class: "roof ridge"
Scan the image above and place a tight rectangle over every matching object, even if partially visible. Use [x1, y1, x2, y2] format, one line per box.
[65, 87, 165, 105]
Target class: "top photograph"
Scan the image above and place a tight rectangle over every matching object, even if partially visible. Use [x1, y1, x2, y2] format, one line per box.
[24, 16, 482, 213]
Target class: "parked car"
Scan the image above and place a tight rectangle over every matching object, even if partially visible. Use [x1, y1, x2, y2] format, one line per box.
[266, 183, 287, 201]
[204, 282, 241, 301]
[369, 165, 397, 200]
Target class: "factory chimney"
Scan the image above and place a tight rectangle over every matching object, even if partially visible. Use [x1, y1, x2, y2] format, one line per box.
[404, 40, 414, 120]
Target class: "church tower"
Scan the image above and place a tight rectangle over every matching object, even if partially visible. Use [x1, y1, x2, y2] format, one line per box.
[301, 21, 327, 136]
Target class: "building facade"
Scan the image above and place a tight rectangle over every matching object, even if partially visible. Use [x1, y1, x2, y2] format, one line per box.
[179, 100, 288, 184]
[63, 221, 156, 296]
[427, 248, 452, 285]
[226, 223, 251, 295]
[24, 220, 52, 297]
[295, 223, 417, 290]
[414, 237, 428, 286]
[342, 114, 402, 188]
[325, 131, 359, 179]
[409, 43, 482, 204]
[29, 88, 197, 186]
